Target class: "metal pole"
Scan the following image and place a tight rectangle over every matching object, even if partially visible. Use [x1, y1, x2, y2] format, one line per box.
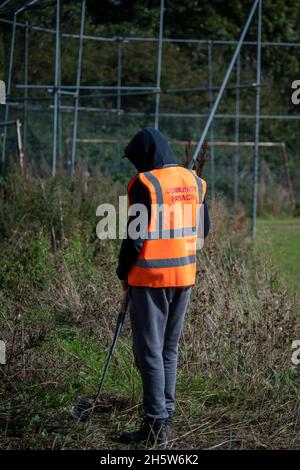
[189, 0, 261, 168]
[65, 138, 288, 148]
[208, 41, 215, 201]
[234, 52, 241, 205]
[17, 84, 161, 91]
[154, 0, 164, 130]
[52, 0, 60, 176]
[281, 143, 296, 207]
[24, 21, 29, 151]
[116, 38, 122, 167]
[15, 0, 39, 16]
[1, 13, 16, 169]
[15, 119, 25, 170]
[71, 0, 86, 175]
[0, 121, 15, 127]
[0, 0, 12, 9]
[9, 100, 299, 121]
[252, 0, 262, 237]
[0, 16, 300, 48]
[16, 82, 259, 94]
[58, 25, 63, 162]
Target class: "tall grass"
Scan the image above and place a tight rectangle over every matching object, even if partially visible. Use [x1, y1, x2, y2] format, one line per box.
[0, 168, 299, 450]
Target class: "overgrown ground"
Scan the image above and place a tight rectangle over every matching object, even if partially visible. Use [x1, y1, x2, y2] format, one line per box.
[0, 169, 299, 450]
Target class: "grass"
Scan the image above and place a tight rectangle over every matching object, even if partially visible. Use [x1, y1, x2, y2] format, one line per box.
[0, 170, 299, 450]
[257, 217, 300, 289]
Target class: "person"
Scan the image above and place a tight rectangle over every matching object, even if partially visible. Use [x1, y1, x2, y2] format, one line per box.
[116, 127, 209, 446]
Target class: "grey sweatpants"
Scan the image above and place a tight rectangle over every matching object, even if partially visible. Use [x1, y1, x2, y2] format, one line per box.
[128, 286, 192, 420]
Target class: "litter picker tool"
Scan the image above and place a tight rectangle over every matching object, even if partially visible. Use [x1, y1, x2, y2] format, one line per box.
[71, 290, 129, 422]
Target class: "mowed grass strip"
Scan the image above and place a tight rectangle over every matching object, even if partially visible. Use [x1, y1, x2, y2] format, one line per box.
[257, 217, 300, 289]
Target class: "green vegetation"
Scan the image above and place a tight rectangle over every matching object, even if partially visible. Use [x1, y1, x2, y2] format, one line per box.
[0, 1, 299, 211]
[257, 217, 300, 289]
[0, 0, 299, 450]
[0, 170, 298, 450]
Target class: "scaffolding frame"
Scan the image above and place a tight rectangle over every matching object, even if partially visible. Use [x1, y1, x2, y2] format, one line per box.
[0, 0, 298, 235]
[0, 118, 25, 169]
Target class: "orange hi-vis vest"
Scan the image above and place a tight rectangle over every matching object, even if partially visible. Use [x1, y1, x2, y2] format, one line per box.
[127, 165, 207, 288]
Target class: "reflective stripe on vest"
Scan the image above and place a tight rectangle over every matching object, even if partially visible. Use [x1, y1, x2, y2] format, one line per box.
[127, 166, 207, 287]
[135, 254, 196, 269]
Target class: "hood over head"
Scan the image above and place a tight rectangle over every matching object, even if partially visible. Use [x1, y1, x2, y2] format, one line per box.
[123, 127, 176, 172]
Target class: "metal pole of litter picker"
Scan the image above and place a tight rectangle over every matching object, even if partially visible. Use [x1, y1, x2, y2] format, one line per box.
[93, 291, 129, 404]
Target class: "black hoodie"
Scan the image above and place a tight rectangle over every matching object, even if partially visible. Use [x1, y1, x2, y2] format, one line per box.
[123, 127, 176, 172]
[116, 128, 209, 280]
